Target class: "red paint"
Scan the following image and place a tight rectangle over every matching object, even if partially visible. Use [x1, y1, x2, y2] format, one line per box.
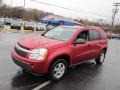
[11, 26, 108, 74]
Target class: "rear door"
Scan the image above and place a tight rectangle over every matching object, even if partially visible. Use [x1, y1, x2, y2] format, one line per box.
[87, 29, 102, 59]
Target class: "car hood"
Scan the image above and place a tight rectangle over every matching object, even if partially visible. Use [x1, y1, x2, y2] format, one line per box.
[18, 34, 66, 50]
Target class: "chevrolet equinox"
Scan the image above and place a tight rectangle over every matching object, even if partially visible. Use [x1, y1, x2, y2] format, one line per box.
[11, 25, 108, 81]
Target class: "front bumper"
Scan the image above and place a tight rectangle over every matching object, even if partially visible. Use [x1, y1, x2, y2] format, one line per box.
[12, 55, 31, 72]
[11, 51, 48, 74]
[11, 26, 21, 29]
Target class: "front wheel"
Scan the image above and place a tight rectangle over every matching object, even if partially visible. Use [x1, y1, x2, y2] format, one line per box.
[95, 50, 106, 64]
[22, 69, 31, 75]
[48, 59, 68, 81]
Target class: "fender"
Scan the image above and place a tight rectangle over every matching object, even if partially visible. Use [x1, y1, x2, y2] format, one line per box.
[44, 48, 73, 73]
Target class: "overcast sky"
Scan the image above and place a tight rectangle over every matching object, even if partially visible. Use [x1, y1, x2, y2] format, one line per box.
[4, 0, 120, 21]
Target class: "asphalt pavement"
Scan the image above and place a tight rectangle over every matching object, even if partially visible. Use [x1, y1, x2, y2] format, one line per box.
[0, 31, 120, 90]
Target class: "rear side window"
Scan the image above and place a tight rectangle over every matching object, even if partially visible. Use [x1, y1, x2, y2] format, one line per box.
[89, 30, 100, 41]
[100, 30, 107, 39]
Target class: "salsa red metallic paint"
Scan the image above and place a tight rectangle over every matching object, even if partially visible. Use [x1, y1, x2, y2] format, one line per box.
[11, 25, 108, 75]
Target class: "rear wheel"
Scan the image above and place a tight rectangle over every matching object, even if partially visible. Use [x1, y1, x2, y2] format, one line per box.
[18, 26, 21, 30]
[95, 50, 106, 64]
[49, 59, 68, 81]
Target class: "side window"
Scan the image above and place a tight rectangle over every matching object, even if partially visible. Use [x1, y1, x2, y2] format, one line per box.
[76, 31, 88, 41]
[89, 30, 100, 41]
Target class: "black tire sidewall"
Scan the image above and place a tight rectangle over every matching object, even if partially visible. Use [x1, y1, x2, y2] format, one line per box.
[22, 69, 31, 75]
[95, 50, 106, 64]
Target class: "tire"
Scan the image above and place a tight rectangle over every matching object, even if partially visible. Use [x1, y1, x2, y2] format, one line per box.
[11, 26, 14, 29]
[48, 59, 68, 81]
[95, 50, 106, 64]
[59, 21, 64, 25]
[17, 27, 19, 30]
[22, 69, 31, 75]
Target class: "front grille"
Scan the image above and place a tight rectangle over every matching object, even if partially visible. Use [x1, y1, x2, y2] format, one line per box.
[15, 43, 29, 57]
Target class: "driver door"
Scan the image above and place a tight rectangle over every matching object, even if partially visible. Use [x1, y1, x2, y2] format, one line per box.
[72, 30, 92, 64]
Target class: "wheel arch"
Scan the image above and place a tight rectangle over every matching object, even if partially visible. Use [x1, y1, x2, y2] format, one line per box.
[48, 54, 71, 72]
[102, 47, 107, 53]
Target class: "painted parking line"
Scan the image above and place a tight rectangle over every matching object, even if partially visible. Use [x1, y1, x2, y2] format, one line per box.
[2, 28, 33, 32]
[1, 27, 44, 33]
[32, 80, 51, 90]
[20, 30, 33, 32]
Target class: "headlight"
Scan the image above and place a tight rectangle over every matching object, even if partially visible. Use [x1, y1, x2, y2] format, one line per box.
[29, 48, 47, 60]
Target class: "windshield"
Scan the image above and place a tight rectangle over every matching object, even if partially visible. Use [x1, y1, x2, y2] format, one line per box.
[11, 20, 20, 25]
[43, 27, 77, 41]
[24, 22, 35, 26]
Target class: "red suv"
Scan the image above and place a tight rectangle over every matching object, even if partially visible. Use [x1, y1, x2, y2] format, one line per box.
[11, 25, 108, 80]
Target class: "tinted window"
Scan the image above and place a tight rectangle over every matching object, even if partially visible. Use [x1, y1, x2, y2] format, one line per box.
[76, 31, 88, 41]
[89, 30, 100, 40]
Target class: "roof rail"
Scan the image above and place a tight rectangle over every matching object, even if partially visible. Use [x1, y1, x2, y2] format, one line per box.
[88, 26, 101, 29]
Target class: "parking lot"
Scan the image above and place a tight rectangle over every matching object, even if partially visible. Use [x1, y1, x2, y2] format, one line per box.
[0, 31, 120, 90]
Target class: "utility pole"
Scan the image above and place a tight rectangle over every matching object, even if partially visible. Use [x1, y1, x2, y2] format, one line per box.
[111, 3, 120, 31]
[23, 0, 26, 19]
[22, 0, 25, 31]
[11, 0, 13, 7]
[24, 0, 25, 8]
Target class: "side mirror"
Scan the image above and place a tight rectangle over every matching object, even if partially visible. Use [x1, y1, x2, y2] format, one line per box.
[74, 39, 86, 44]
